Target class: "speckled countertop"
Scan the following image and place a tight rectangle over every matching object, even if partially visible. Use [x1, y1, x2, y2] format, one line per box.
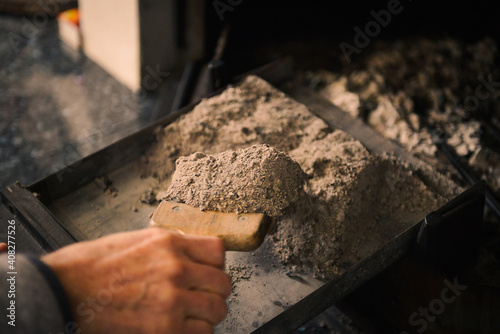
[0, 14, 158, 188]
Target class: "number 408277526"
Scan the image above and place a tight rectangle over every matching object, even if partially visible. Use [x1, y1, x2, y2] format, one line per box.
[7, 220, 16, 270]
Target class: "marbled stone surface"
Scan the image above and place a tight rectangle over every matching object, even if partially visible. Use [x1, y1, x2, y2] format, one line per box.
[0, 14, 157, 188]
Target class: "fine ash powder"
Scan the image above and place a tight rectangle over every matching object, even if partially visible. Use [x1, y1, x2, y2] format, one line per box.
[143, 75, 461, 279]
[295, 37, 500, 197]
[164, 144, 306, 217]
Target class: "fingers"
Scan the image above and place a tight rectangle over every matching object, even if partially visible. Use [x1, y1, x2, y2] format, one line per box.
[0, 243, 7, 253]
[179, 234, 226, 268]
[181, 290, 228, 326]
[168, 260, 232, 298]
[73, 229, 226, 269]
[148, 228, 226, 267]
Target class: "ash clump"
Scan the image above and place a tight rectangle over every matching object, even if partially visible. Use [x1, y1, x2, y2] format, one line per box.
[164, 144, 307, 217]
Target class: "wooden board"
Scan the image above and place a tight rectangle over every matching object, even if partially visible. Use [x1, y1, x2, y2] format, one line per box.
[150, 202, 272, 252]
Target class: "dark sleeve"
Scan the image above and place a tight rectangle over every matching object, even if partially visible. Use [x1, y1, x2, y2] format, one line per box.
[0, 254, 76, 334]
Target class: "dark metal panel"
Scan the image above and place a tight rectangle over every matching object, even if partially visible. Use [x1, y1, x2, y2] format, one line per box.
[1, 184, 76, 252]
[0, 199, 45, 256]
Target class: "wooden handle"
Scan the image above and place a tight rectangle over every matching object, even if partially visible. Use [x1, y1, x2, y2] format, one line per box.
[149, 201, 272, 251]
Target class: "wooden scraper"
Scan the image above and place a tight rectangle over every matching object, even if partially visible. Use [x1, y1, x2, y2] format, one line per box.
[149, 201, 273, 251]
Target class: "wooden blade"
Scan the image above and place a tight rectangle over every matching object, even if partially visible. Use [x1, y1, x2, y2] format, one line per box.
[149, 201, 272, 251]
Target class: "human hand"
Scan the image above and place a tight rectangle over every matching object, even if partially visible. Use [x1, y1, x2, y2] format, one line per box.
[0, 243, 7, 253]
[42, 228, 231, 334]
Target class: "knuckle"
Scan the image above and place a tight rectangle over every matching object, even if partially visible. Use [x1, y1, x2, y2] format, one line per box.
[167, 259, 189, 281]
[160, 231, 181, 248]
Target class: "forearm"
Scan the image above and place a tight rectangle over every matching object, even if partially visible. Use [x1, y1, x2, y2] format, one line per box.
[0, 254, 74, 333]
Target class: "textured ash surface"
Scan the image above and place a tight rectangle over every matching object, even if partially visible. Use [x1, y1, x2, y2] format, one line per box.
[144, 75, 460, 279]
[164, 144, 306, 217]
[297, 37, 500, 198]
[274, 131, 455, 278]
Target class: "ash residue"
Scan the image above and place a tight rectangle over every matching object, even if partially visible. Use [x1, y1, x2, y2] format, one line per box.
[94, 175, 118, 197]
[142, 75, 321, 184]
[227, 265, 254, 285]
[297, 37, 500, 197]
[143, 75, 460, 280]
[271, 130, 453, 279]
[164, 144, 306, 217]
